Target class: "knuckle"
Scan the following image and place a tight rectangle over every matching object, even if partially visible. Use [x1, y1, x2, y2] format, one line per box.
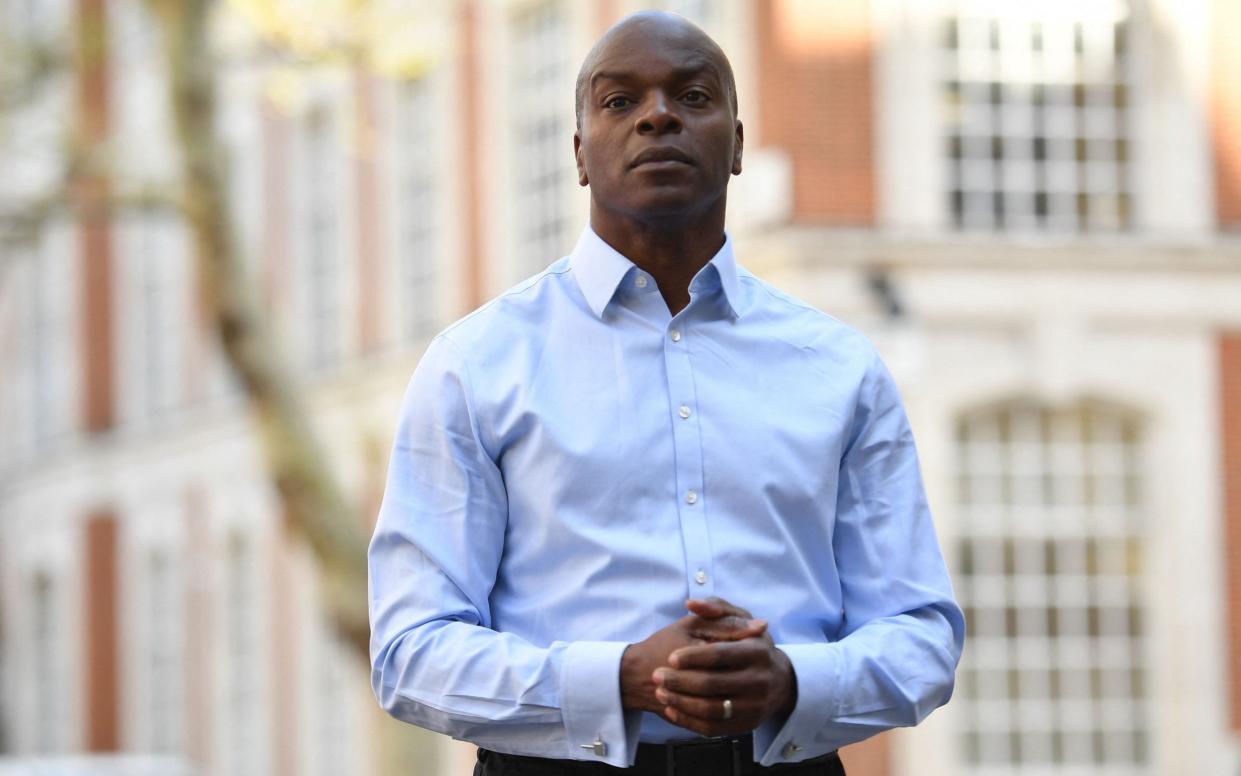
[688, 678, 713, 696]
[740, 674, 765, 694]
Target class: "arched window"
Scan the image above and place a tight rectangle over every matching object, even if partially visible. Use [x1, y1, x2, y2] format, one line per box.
[145, 547, 185, 754]
[30, 569, 67, 753]
[954, 400, 1149, 772]
[224, 530, 261, 774]
[312, 624, 351, 776]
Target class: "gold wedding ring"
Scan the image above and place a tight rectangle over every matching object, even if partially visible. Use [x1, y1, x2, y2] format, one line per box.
[722, 698, 733, 720]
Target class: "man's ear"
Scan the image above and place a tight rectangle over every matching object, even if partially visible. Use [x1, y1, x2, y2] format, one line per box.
[574, 131, 589, 186]
[732, 120, 744, 176]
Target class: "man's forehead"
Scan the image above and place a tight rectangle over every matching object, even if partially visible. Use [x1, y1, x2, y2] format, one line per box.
[588, 54, 724, 89]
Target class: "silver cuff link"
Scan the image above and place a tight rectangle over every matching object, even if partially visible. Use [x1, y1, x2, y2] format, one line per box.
[580, 736, 608, 757]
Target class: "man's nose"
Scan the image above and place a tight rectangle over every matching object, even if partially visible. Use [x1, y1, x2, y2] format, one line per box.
[635, 92, 682, 134]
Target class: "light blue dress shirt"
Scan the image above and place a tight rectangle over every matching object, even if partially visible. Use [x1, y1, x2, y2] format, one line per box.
[369, 226, 965, 768]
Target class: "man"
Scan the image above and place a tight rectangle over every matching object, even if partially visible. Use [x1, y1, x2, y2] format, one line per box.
[369, 11, 964, 775]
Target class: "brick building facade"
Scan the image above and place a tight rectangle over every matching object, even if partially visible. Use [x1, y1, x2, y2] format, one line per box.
[2, 1, 1240, 774]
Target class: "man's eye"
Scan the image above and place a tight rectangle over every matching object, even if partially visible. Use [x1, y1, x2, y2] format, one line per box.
[682, 90, 709, 103]
[604, 96, 631, 109]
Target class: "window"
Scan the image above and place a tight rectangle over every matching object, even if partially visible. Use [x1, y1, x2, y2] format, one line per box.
[942, 1, 1133, 232]
[4, 0, 61, 46]
[27, 246, 57, 447]
[302, 110, 342, 371]
[125, 213, 188, 423]
[312, 626, 350, 776]
[0, 614, 6, 753]
[663, 0, 718, 27]
[954, 401, 1149, 773]
[145, 548, 184, 754]
[0, 261, 20, 470]
[394, 76, 437, 342]
[30, 570, 67, 753]
[22, 234, 75, 452]
[510, 1, 573, 278]
[224, 531, 260, 774]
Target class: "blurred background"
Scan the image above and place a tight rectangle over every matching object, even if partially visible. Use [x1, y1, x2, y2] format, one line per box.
[2, 0, 1240, 774]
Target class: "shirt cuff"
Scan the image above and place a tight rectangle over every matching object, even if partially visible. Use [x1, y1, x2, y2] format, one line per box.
[560, 640, 639, 767]
[755, 643, 843, 767]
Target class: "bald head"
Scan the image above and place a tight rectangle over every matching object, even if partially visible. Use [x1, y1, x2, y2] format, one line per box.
[575, 11, 738, 130]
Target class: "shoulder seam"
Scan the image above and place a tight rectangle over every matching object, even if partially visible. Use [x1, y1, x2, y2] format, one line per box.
[438, 261, 573, 339]
[737, 272, 849, 328]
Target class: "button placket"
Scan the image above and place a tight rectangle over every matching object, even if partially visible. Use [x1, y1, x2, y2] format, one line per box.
[663, 321, 711, 594]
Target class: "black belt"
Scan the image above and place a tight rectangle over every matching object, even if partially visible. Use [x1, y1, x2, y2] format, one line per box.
[476, 735, 843, 775]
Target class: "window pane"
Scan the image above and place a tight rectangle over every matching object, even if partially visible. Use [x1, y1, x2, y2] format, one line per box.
[954, 401, 1150, 771]
[511, 2, 573, 278]
[396, 77, 437, 343]
[941, 2, 1134, 233]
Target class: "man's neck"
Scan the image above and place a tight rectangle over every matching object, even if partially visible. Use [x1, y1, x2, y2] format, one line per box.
[590, 203, 727, 315]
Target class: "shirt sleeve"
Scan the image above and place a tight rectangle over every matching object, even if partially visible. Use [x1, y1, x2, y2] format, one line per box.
[368, 335, 640, 766]
[756, 348, 966, 767]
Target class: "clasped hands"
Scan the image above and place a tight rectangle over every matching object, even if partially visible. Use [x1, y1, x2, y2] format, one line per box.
[619, 597, 797, 737]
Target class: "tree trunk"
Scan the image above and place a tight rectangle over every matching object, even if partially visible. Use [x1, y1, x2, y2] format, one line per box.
[148, 0, 371, 657]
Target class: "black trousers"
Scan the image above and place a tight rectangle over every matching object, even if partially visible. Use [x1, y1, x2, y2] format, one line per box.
[473, 741, 846, 776]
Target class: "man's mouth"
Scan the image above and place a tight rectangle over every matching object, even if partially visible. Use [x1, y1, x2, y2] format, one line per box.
[630, 147, 694, 168]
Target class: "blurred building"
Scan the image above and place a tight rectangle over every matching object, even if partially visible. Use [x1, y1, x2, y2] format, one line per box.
[1, 0, 1240, 775]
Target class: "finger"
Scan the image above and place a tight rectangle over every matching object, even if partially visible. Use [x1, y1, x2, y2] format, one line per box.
[655, 667, 764, 698]
[687, 616, 766, 642]
[662, 706, 755, 738]
[655, 686, 760, 721]
[663, 706, 714, 736]
[686, 597, 754, 620]
[684, 598, 730, 618]
[669, 639, 768, 670]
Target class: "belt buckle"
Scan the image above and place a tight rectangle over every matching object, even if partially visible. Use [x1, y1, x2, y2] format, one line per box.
[664, 736, 745, 776]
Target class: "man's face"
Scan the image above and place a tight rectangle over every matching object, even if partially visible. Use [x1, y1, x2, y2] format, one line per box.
[574, 19, 743, 221]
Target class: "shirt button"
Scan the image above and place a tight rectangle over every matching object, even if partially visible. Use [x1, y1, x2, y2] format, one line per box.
[678, 405, 691, 419]
[635, 275, 648, 288]
[694, 569, 707, 585]
[781, 742, 803, 759]
[685, 490, 698, 504]
[670, 329, 681, 342]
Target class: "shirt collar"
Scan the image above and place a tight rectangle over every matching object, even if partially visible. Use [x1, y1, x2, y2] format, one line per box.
[570, 225, 742, 320]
